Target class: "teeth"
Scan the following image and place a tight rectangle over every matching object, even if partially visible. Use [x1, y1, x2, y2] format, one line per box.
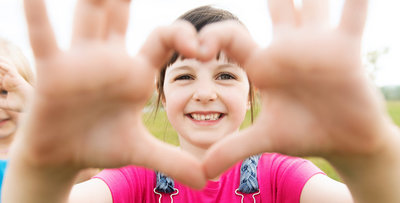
[190, 113, 221, 121]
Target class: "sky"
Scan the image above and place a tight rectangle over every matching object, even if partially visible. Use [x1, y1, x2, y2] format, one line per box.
[0, 0, 399, 86]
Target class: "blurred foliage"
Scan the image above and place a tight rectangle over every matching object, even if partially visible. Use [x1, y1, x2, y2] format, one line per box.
[387, 101, 400, 126]
[381, 86, 400, 101]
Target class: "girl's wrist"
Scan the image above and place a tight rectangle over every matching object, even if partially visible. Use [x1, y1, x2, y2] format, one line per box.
[9, 130, 81, 177]
[329, 123, 400, 203]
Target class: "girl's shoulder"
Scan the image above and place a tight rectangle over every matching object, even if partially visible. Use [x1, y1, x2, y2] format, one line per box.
[257, 153, 325, 202]
[93, 165, 157, 202]
[259, 152, 323, 178]
[95, 165, 155, 184]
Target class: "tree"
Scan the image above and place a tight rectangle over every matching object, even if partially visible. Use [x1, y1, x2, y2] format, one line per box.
[365, 47, 389, 81]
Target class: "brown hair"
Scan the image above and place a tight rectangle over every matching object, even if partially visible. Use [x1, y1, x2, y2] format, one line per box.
[155, 6, 255, 122]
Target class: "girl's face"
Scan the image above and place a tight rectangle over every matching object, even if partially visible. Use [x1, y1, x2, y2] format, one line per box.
[163, 56, 250, 149]
[0, 108, 19, 139]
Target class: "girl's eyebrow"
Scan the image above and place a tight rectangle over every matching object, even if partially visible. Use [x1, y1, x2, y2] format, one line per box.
[217, 63, 242, 71]
[167, 63, 242, 74]
[167, 65, 193, 73]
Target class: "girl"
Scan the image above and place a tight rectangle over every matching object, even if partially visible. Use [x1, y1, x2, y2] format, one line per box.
[88, 6, 350, 202]
[4, 1, 400, 203]
[0, 38, 34, 194]
[0, 38, 35, 151]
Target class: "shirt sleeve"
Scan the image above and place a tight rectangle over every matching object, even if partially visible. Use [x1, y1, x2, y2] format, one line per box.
[93, 166, 155, 203]
[0, 160, 8, 199]
[259, 153, 325, 203]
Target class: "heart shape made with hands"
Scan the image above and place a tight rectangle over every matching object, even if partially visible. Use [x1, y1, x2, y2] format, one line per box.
[21, 0, 386, 191]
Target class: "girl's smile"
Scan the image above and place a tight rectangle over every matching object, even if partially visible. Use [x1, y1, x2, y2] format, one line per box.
[0, 118, 10, 125]
[0, 109, 18, 139]
[185, 111, 225, 126]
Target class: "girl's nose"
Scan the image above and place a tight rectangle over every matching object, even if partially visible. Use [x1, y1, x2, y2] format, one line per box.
[192, 84, 217, 103]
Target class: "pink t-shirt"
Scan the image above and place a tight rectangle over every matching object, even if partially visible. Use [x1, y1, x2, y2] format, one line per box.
[94, 153, 324, 203]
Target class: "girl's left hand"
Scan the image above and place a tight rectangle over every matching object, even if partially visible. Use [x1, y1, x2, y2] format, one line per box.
[201, 0, 398, 179]
[0, 57, 33, 112]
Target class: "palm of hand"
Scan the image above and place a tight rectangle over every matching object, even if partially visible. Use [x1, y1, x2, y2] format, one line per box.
[246, 29, 386, 156]
[27, 43, 155, 168]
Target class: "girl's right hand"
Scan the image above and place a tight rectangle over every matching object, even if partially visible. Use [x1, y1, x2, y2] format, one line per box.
[0, 57, 33, 112]
[11, 0, 205, 188]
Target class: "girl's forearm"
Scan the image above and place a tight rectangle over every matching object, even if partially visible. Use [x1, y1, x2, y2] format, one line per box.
[2, 148, 79, 203]
[328, 124, 400, 203]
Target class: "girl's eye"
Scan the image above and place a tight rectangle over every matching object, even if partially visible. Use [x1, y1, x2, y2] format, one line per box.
[0, 90, 7, 95]
[175, 74, 193, 80]
[216, 73, 236, 80]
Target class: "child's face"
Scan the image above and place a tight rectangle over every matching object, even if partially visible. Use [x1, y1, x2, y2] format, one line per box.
[163, 55, 250, 148]
[0, 109, 19, 138]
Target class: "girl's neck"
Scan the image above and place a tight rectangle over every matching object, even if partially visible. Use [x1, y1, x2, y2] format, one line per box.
[178, 136, 226, 181]
[0, 144, 9, 159]
[0, 134, 14, 160]
[177, 130, 241, 161]
[178, 137, 208, 161]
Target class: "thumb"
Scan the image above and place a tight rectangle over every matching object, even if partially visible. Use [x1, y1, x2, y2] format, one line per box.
[134, 133, 207, 189]
[138, 21, 199, 69]
[197, 20, 259, 64]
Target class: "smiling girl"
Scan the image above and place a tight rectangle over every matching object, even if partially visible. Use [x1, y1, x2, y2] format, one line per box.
[75, 6, 350, 203]
[0, 38, 34, 159]
[0, 37, 34, 196]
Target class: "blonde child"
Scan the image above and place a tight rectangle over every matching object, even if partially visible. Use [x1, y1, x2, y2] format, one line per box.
[0, 37, 34, 197]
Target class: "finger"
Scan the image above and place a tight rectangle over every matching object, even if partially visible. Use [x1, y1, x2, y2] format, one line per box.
[71, 0, 108, 45]
[0, 61, 20, 90]
[104, 0, 131, 41]
[138, 21, 199, 69]
[339, 0, 368, 36]
[197, 21, 259, 66]
[268, 0, 297, 27]
[23, 0, 59, 59]
[0, 61, 27, 92]
[137, 134, 207, 189]
[203, 126, 271, 179]
[0, 57, 21, 76]
[199, 21, 288, 88]
[302, 0, 330, 27]
[0, 63, 11, 82]
[0, 57, 12, 75]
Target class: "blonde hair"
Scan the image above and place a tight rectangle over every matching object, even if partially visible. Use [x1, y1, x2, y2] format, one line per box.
[0, 38, 35, 85]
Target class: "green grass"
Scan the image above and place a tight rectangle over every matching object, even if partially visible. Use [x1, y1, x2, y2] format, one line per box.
[305, 157, 341, 181]
[142, 108, 179, 146]
[143, 101, 400, 182]
[387, 101, 400, 126]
